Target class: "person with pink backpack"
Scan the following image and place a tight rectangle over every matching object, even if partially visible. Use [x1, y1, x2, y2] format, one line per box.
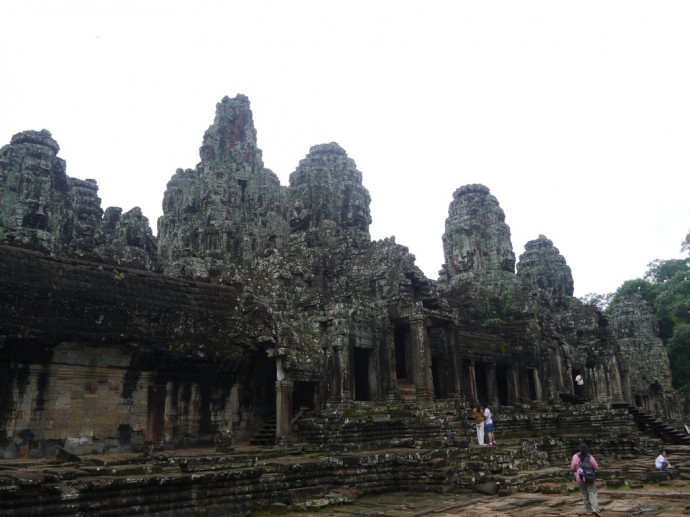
[570, 442, 601, 516]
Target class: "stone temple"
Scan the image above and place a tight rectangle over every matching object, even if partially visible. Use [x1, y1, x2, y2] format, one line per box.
[0, 95, 687, 514]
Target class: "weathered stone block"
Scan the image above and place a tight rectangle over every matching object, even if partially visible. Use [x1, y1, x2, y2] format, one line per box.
[475, 480, 499, 495]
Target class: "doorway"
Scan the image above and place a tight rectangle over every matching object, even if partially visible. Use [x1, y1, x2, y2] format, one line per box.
[496, 364, 510, 404]
[475, 362, 489, 404]
[146, 385, 166, 443]
[394, 323, 411, 380]
[354, 348, 371, 401]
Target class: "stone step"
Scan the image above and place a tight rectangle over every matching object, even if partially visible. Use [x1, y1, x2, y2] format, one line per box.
[249, 418, 277, 446]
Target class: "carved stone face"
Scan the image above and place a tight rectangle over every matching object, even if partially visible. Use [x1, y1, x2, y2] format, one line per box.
[287, 144, 371, 237]
[442, 185, 515, 279]
[340, 185, 371, 231]
[290, 200, 311, 231]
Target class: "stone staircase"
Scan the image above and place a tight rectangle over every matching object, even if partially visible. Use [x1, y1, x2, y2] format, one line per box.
[249, 416, 277, 446]
[289, 399, 670, 492]
[248, 406, 318, 446]
[292, 399, 473, 452]
[485, 402, 663, 459]
[622, 404, 690, 445]
[454, 405, 690, 492]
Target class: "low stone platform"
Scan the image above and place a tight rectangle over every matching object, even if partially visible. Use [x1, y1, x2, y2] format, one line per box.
[1, 402, 687, 515]
[0, 441, 688, 516]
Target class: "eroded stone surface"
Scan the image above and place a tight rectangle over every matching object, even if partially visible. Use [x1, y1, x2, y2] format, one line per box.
[0, 129, 156, 268]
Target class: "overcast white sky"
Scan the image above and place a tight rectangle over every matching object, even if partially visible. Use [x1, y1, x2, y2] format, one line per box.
[2, 1, 689, 297]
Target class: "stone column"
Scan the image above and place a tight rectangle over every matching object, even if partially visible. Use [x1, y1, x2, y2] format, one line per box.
[410, 315, 433, 406]
[386, 324, 400, 402]
[621, 371, 632, 404]
[323, 346, 335, 404]
[338, 341, 353, 403]
[583, 356, 601, 402]
[324, 344, 343, 405]
[275, 379, 294, 446]
[468, 361, 478, 403]
[267, 352, 294, 445]
[532, 368, 543, 401]
[608, 356, 626, 403]
[448, 327, 464, 399]
[551, 352, 564, 392]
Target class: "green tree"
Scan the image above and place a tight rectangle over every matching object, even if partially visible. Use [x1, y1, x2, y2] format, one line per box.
[644, 258, 688, 284]
[654, 268, 690, 341]
[668, 323, 690, 394]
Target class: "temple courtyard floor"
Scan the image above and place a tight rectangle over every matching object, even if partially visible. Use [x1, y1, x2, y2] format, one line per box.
[279, 484, 690, 516]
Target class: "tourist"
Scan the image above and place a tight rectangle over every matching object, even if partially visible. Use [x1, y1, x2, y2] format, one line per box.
[655, 450, 672, 472]
[575, 372, 585, 400]
[472, 404, 485, 446]
[483, 404, 496, 446]
[570, 442, 600, 517]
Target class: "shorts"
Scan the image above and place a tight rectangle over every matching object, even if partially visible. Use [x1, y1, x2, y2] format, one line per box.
[485, 423, 494, 433]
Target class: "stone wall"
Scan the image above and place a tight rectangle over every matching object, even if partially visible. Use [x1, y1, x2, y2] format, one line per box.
[0, 245, 270, 454]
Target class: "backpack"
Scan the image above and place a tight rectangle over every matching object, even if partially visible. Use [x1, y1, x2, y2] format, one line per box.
[580, 455, 596, 483]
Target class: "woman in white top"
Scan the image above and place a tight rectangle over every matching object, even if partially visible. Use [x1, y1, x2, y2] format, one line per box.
[484, 405, 495, 446]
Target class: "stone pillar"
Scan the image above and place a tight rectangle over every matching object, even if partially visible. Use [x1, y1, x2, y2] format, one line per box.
[608, 356, 626, 403]
[325, 344, 342, 405]
[532, 368, 543, 401]
[551, 352, 564, 392]
[338, 341, 353, 402]
[448, 327, 464, 399]
[266, 351, 294, 445]
[621, 371, 631, 404]
[468, 361, 478, 403]
[275, 379, 294, 446]
[588, 365, 601, 402]
[410, 316, 433, 406]
[323, 339, 353, 406]
[386, 324, 400, 402]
